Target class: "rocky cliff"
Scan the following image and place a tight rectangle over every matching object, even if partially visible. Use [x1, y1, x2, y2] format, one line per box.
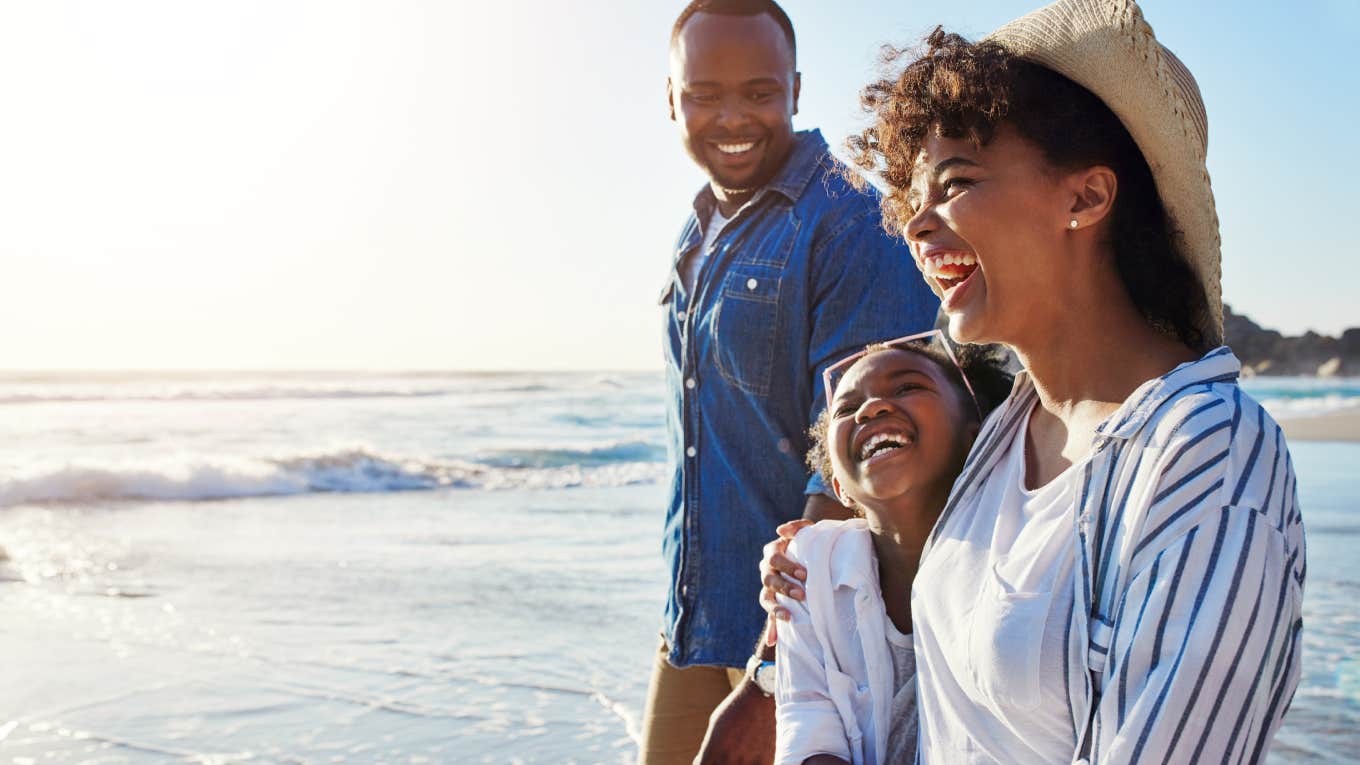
[1226, 305, 1360, 377]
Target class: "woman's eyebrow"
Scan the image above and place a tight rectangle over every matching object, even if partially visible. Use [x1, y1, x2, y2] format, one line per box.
[913, 156, 980, 183]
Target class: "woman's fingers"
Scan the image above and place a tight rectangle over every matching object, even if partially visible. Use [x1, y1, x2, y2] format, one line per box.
[768, 549, 806, 584]
[759, 585, 791, 623]
[763, 615, 780, 646]
[775, 518, 813, 539]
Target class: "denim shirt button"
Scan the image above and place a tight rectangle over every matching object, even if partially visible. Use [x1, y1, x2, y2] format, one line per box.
[686, 446, 697, 458]
[685, 378, 697, 390]
[746, 278, 758, 291]
[677, 310, 687, 321]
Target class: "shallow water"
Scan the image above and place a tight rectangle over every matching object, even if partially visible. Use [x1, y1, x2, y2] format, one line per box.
[0, 372, 1355, 762]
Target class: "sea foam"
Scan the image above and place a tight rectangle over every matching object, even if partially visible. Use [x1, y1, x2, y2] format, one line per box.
[0, 447, 666, 507]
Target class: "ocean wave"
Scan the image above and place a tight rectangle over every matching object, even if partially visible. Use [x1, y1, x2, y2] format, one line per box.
[0, 387, 454, 405]
[0, 448, 666, 507]
[479, 440, 666, 468]
[1257, 394, 1360, 420]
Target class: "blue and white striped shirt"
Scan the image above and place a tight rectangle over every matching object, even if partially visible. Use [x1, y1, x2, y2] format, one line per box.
[914, 346, 1305, 764]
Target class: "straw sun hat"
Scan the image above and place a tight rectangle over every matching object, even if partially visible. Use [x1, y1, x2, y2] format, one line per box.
[985, 0, 1223, 348]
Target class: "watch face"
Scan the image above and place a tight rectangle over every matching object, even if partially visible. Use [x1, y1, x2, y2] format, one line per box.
[754, 662, 777, 694]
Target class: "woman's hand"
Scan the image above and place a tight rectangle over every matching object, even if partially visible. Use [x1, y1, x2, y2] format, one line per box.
[758, 519, 813, 644]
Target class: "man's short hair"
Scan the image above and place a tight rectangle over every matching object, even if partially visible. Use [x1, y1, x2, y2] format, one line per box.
[671, 0, 796, 64]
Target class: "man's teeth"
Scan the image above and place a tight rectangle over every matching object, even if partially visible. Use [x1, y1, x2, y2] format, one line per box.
[859, 432, 913, 461]
[716, 142, 756, 154]
[921, 253, 977, 278]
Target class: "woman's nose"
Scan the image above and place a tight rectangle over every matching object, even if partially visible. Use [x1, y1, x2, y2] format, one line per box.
[905, 201, 936, 245]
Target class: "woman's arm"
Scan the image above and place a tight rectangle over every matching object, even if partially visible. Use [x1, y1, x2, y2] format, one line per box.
[1088, 399, 1304, 763]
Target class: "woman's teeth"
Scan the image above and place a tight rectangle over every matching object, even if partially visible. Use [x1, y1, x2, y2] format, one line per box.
[921, 252, 977, 278]
[716, 142, 755, 154]
[859, 432, 913, 461]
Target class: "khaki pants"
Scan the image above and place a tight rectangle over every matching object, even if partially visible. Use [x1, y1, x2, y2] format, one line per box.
[638, 638, 746, 765]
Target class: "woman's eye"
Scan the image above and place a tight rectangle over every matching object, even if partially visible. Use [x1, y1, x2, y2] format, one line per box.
[895, 383, 923, 396]
[688, 92, 718, 104]
[749, 91, 775, 103]
[942, 177, 972, 195]
[833, 403, 858, 417]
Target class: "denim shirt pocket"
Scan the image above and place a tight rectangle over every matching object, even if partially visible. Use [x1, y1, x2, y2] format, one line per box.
[712, 266, 781, 397]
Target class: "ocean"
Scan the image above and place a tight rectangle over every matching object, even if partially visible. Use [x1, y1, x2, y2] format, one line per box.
[0, 371, 1355, 763]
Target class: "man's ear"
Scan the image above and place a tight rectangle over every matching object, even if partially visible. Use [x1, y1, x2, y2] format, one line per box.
[666, 77, 676, 122]
[791, 71, 801, 116]
[1067, 164, 1117, 229]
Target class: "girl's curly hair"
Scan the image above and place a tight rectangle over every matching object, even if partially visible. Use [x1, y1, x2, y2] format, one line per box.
[846, 27, 1208, 351]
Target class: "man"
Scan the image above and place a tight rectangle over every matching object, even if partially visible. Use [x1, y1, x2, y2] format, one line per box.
[643, 1, 940, 762]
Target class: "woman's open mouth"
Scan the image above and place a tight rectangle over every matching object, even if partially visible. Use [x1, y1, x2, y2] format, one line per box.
[921, 252, 980, 307]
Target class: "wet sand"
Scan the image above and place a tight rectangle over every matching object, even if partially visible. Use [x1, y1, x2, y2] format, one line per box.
[1280, 406, 1360, 443]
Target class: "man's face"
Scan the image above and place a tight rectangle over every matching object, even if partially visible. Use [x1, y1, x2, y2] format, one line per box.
[668, 12, 800, 194]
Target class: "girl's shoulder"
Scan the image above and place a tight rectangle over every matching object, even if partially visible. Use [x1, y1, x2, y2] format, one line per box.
[787, 518, 877, 586]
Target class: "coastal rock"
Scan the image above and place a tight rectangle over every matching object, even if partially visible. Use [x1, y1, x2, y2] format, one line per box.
[1226, 305, 1358, 377]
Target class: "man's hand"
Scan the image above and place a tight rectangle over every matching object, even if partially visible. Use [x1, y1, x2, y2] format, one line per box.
[693, 680, 775, 765]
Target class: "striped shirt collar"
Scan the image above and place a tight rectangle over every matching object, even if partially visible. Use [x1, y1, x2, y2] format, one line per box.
[1004, 345, 1241, 442]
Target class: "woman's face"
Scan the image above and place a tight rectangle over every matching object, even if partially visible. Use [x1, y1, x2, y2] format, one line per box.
[827, 348, 976, 512]
[903, 124, 1079, 346]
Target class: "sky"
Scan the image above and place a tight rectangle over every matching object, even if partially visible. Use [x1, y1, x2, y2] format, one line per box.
[0, 0, 1355, 371]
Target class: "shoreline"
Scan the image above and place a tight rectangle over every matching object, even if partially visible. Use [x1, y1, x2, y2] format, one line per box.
[1278, 406, 1360, 443]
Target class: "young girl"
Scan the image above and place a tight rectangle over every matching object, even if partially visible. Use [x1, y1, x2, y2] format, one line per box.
[774, 334, 1011, 765]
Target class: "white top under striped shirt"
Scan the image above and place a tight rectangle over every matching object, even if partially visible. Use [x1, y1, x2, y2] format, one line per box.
[912, 347, 1306, 764]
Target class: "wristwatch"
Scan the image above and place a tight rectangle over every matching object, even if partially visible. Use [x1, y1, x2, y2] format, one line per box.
[745, 655, 777, 696]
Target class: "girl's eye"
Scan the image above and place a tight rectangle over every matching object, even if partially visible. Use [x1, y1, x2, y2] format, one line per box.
[895, 382, 923, 396]
[833, 402, 858, 417]
[749, 91, 775, 103]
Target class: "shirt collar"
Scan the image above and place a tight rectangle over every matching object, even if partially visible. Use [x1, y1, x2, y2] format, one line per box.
[1007, 346, 1241, 442]
[690, 129, 830, 221]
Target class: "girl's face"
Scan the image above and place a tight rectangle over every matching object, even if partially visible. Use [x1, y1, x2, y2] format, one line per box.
[902, 124, 1082, 347]
[827, 348, 976, 512]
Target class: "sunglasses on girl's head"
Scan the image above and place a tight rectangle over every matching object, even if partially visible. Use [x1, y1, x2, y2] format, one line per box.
[822, 329, 981, 420]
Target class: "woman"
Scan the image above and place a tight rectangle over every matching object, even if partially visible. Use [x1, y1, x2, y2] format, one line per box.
[761, 1, 1306, 762]
[775, 336, 1011, 765]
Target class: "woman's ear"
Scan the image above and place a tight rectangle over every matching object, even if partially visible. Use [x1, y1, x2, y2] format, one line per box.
[1066, 164, 1117, 230]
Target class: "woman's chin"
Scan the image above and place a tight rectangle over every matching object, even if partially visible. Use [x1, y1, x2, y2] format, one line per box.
[946, 310, 988, 346]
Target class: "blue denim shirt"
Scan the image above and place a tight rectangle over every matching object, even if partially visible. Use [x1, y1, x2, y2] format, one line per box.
[660, 130, 940, 667]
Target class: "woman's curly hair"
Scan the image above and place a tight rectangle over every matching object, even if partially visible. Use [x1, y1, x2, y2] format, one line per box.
[846, 27, 1208, 351]
[806, 341, 1013, 493]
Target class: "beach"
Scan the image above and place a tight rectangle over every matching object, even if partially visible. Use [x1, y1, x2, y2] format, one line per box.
[1280, 405, 1360, 443]
[0, 371, 1356, 763]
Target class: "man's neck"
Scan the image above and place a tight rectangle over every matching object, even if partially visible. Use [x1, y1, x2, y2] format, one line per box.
[711, 186, 756, 218]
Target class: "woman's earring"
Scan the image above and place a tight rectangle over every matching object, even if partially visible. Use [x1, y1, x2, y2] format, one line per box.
[1069, 219, 1079, 229]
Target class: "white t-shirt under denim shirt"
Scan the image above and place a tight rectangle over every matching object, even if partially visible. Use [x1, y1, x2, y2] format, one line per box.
[912, 400, 1080, 764]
